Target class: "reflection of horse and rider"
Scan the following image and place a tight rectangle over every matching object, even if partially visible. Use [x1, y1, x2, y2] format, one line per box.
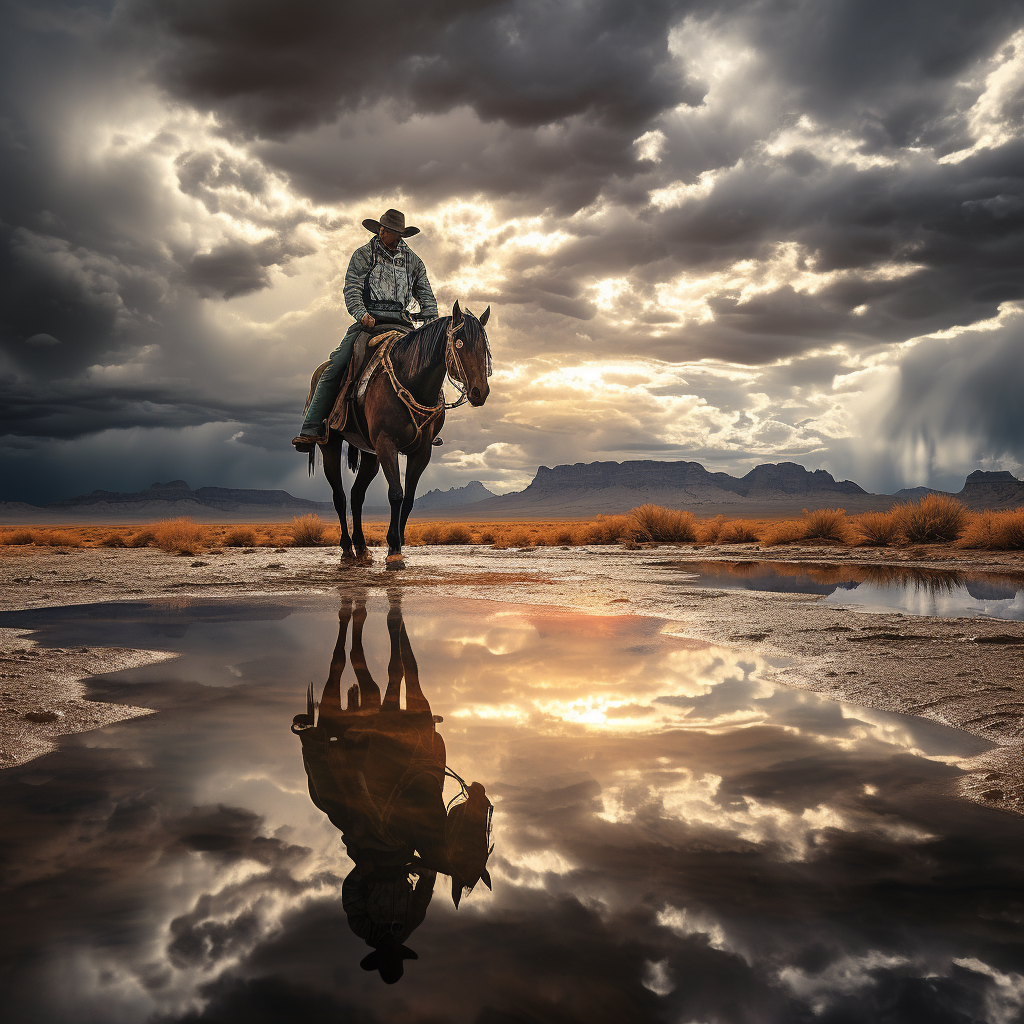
[292, 209, 494, 563]
[292, 592, 493, 984]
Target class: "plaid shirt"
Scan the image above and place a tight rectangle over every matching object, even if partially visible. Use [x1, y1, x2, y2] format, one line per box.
[343, 237, 439, 323]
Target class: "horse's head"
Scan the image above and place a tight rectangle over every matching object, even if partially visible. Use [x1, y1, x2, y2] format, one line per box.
[449, 300, 491, 407]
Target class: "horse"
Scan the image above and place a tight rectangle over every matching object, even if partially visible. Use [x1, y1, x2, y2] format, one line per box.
[318, 300, 491, 563]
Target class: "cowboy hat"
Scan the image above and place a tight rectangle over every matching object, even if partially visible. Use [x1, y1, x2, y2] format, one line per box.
[362, 208, 420, 237]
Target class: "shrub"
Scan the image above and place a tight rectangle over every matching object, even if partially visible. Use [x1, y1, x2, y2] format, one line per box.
[719, 521, 760, 544]
[1, 530, 35, 545]
[854, 511, 899, 546]
[439, 523, 472, 545]
[761, 521, 805, 546]
[291, 514, 327, 546]
[223, 527, 257, 547]
[153, 517, 207, 554]
[258, 532, 288, 546]
[99, 533, 127, 548]
[959, 509, 1024, 550]
[493, 527, 534, 549]
[893, 494, 967, 544]
[696, 515, 725, 544]
[630, 504, 696, 542]
[573, 514, 634, 545]
[801, 507, 849, 543]
[127, 528, 156, 548]
[414, 522, 472, 545]
[34, 530, 83, 547]
[1001, 508, 1024, 549]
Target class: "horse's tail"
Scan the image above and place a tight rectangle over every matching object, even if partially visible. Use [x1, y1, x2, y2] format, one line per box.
[347, 442, 360, 473]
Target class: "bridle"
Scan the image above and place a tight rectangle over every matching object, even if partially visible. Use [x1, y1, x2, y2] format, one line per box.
[442, 314, 491, 410]
[377, 313, 491, 447]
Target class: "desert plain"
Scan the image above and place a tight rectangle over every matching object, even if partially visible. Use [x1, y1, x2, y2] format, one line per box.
[2, 509, 1023, 819]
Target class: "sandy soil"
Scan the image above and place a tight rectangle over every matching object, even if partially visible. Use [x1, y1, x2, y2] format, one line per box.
[2, 540, 1023, 814]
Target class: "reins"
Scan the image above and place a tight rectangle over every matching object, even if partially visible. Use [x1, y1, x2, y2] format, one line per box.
[379, 316, 481, 446]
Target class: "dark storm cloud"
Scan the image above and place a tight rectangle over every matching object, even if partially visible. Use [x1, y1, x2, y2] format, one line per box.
[131, 0, 708, 137]
[742, 0, 1024, 151]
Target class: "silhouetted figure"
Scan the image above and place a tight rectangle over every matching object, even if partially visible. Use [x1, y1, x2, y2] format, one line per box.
[292, 591, 492, 983]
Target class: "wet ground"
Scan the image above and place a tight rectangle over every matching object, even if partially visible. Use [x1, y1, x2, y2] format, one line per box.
[1, 592, 1023, 1024]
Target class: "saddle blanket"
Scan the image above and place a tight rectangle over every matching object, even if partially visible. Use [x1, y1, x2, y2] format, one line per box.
[302, 328, 402, 437]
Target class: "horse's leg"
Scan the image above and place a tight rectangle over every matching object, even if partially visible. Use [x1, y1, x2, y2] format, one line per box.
[375, 434, 405, 562]
[349, 598, 380, 710]
[321, 435, 352, 555]
[350, 452, 380, 558]
[398, 440, 433, 546]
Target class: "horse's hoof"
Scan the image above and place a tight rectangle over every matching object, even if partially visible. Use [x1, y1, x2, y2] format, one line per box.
[385, 552, 405, 567]
[340, 549, 356, 560]
[354, 548, 371, 561]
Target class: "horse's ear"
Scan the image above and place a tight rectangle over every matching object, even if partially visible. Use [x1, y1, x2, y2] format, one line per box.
[452, 300, 463, 327]
[479, 305, 490, 327]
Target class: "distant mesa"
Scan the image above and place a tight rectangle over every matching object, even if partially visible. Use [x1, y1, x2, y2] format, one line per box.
[414, 480, 496, 510]
[959, 470, 1024, 508]
[3, 464, 1023, 524]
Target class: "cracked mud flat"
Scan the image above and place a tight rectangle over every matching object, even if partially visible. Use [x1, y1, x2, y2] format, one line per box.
[2, 541, 1023, 813]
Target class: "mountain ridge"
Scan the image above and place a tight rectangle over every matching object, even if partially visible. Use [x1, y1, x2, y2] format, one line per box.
[3, 463, 1022, 523]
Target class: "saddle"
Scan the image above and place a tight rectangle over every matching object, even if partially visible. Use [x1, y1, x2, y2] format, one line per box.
[301, 324, 408, 448]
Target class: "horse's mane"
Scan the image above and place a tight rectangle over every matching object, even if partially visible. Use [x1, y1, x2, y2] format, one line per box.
[393, 317, 449, 377]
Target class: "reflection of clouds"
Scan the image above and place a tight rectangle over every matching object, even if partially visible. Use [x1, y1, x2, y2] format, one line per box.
[6, 596, 1024, 1023]
[826, 582, 1024, 622]
[597, 767, 856, 862]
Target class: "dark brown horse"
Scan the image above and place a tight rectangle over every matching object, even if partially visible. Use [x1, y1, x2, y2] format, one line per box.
[319, 300, 491, 563]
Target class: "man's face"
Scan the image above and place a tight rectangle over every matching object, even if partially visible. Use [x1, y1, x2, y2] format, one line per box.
[379, 227, 401, 249]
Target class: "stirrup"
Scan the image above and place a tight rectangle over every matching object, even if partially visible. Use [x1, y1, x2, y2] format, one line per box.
[432, 437, 443, 446]
[292, 432, 326, 453]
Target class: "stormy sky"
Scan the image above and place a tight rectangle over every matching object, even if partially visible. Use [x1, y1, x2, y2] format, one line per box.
[3, 0, 1024, 502]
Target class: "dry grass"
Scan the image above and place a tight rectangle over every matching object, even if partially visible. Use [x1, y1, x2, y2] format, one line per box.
[290, 514, 327, 546]
[696, 515, 726, 543]
[630, 504, 696, 542]
[959, 508, 1024, 550]
[411, 522, 474, 545]
[761, 520, 806, 546]
[801, 507, 849, 544]
[153, 518, 207, 554]
[32, 530, 84, 547]
[892, 494, 968, 544]
[853, 511, 900, 546]
[719, 521, 761, 544]
[0, 496, 1016, 554]
[1, 530, 35, 545]
[223, 527, 257, 547]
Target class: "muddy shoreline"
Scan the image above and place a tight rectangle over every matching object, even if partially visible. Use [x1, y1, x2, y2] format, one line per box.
[2, 541, 1023, 812]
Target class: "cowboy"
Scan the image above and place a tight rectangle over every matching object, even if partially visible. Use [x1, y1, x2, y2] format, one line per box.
[293, 209, 439, 451]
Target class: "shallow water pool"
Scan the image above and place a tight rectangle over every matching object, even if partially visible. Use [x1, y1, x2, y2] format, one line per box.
[654, 559, 1024, 620]
[0, 593, 1021, 1023]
